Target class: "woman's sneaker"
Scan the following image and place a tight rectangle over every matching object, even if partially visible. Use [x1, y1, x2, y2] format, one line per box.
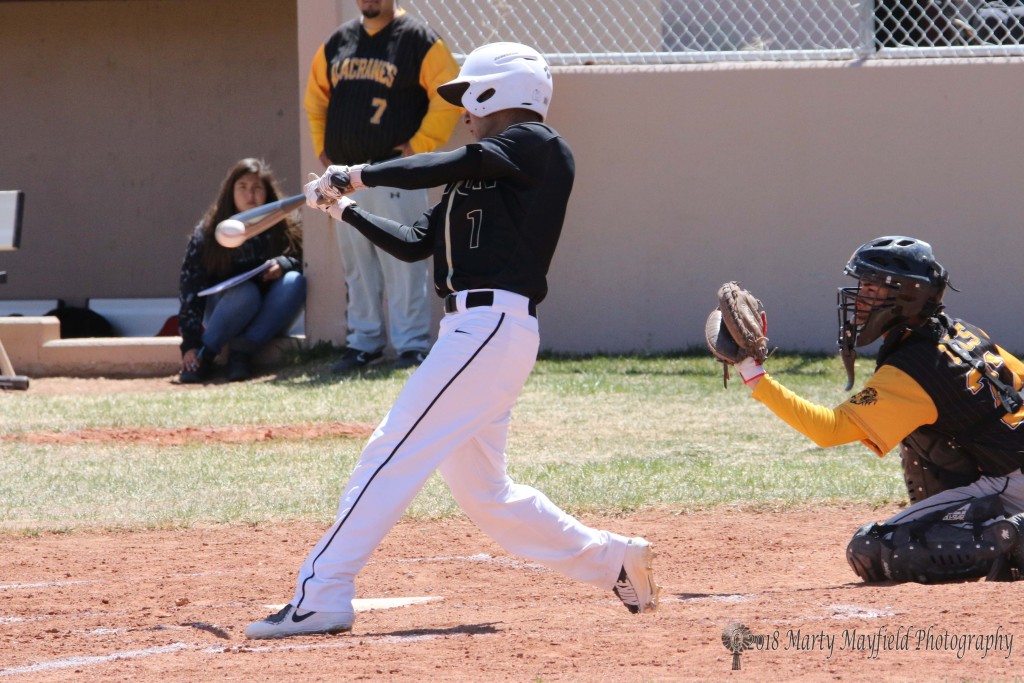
[226, 352, 253, 382]
[179, 347, 214, 384]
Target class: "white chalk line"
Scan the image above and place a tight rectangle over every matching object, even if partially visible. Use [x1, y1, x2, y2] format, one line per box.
[395, 553, 548, 571]
[668, 594, 899, 621]
[0, 643, 190, 677]
[0, 580, 97, 591]
[0, 629, 459, 677]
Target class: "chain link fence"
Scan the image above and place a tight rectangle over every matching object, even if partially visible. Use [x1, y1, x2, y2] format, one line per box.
[406, 0, 1024, 64]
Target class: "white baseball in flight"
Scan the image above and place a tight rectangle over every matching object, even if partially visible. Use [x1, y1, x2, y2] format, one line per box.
[214, 219, 247, 248]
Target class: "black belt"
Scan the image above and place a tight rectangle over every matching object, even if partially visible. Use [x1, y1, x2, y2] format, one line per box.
[444, 291, 537, 317]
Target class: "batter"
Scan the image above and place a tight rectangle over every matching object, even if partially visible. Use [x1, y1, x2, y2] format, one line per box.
[246, 42, 659, 640]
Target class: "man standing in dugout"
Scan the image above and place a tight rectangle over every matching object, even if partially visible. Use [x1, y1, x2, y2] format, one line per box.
[306, 0, 460, 372]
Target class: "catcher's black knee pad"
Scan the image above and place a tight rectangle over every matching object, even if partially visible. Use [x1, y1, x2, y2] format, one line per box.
[846, 523, 890, 582]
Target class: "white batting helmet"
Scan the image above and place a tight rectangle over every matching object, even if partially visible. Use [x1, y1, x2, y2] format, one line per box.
[437, 42, 553, 120]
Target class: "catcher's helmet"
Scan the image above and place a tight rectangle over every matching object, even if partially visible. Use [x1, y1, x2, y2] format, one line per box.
[837, 236, 949, 351]
[437, 42, 552, 120]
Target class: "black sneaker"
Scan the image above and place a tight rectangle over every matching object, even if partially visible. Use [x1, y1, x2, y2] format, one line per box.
[393, 350, 427, 369]
[226, 352, 253, 382]
[331, 347, 384, 374]
[179, 347, 214, 384]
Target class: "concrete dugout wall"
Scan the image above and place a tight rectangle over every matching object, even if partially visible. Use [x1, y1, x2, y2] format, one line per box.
[0, 0, 301, 306]
[2, 0, 1022, 354]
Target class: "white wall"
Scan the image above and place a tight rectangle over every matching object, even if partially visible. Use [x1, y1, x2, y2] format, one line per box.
[536, 60, 1024, 353]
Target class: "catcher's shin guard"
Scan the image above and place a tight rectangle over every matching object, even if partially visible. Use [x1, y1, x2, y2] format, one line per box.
[846, 523, 891, 582]
[848, 502, 1024, 584]
[883, 522, 1010, 583]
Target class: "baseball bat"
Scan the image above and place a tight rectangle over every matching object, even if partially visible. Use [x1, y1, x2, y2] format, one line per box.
[215, 193, 305, 248]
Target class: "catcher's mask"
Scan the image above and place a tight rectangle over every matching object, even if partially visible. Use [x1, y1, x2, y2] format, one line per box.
[437, 42, 552, 120]
[836, 236, 949, 389]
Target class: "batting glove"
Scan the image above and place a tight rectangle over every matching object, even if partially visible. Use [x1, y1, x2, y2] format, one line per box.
[316, 165, 350, 201]
[326, 196, 355, 222]
[304, 177, 334, 210]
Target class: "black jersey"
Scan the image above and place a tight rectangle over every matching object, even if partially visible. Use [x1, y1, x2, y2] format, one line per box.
[879, 317, 1024, 475]
[342, 122, 575, 305]
[322, 14, 438, 164]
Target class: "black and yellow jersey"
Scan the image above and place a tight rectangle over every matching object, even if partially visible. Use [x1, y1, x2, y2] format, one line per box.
[305, 10, 460, 164]
[753, 317, 1024, 474]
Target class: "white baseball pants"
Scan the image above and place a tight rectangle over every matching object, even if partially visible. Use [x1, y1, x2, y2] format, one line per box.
[291, 289, 630, 612]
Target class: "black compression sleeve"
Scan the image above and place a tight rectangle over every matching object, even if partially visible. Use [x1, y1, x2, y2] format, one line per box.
[360, 143, 520, 190]
[341, 204, 432, 263]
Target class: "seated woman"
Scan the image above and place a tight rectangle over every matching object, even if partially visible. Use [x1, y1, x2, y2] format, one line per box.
[178, 158, 306, 383]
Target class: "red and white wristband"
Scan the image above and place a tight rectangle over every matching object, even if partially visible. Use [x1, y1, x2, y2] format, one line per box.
[736, 357, 766, 384]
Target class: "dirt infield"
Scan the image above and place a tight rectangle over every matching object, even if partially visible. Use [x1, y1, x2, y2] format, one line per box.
[2, 377, 1022, 681]
[2, 507, 1022, 681]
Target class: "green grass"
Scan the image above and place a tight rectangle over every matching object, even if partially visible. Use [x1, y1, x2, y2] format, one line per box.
[0, 352, 903, 532]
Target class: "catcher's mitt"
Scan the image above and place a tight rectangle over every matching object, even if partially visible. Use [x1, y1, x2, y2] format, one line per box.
[705, 281, 770, 387]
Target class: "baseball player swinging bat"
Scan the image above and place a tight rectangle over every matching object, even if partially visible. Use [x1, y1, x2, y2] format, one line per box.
[214, 193, 305, 248]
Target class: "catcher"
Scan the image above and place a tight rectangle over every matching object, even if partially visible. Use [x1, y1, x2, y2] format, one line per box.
[709, 236, 1024, 583]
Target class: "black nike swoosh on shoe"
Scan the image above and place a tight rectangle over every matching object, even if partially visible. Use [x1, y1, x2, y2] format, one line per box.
[454, 329, 470, 334]
[291, 609, 317, 623]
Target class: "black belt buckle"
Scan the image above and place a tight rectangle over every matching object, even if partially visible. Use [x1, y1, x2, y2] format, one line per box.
[465, 291, 494, 309]
[444, 290, 535, 317]
[444, 291, 494, 313]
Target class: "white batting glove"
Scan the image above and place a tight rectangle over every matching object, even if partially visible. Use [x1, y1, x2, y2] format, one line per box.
[316, 165, 351, 200]
[304, 177, 333, 210]
[326, 196, 355, 222]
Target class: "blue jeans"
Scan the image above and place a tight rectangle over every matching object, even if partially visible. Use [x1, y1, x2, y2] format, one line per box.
[202, 270, 306, 354]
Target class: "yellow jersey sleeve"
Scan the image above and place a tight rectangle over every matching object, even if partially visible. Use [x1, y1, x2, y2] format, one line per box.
[751, 365, 937, 457]
[408, 40, 461, 155]
[834, 365, 937, 456]
[304, 44, 332, 158]
[751, 373, 870, 448]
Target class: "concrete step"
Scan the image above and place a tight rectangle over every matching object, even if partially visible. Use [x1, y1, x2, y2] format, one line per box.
[0, 316, 305, 378]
